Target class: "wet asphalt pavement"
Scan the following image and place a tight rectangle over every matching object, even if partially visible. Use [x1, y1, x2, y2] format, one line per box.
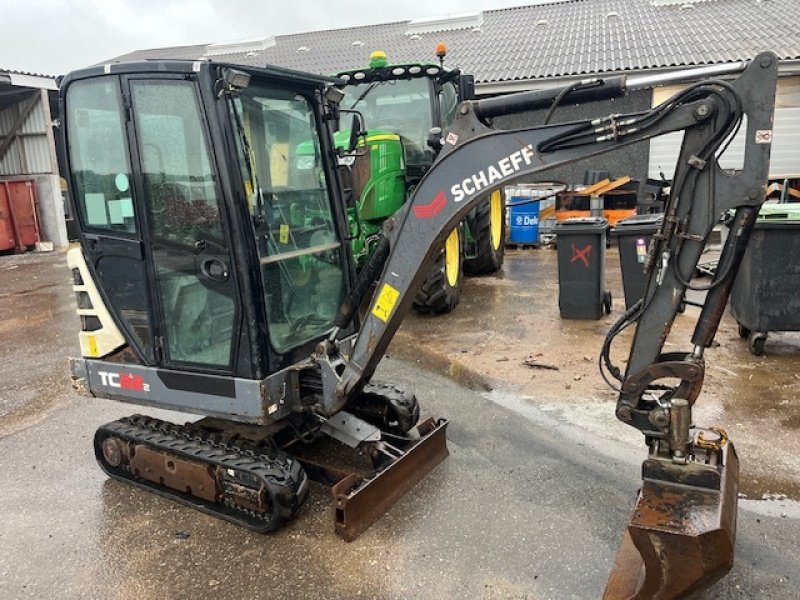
[0, 250, 799, 599]
[395, 247, 800, 505]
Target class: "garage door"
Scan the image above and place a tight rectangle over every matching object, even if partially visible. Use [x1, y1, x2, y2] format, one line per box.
[648, 76, 800, 179]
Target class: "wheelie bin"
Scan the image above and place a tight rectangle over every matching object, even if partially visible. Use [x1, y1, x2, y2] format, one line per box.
[730, 203, 800, 355]
[613, 214, 663, 310]
[554, 217, 611, 319]
[508, 188, 540, 245]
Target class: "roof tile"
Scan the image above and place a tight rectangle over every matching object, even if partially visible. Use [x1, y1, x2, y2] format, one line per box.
[111, 0, 800, 83]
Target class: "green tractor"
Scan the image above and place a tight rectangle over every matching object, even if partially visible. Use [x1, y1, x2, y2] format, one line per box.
[326, 49, 505, 313]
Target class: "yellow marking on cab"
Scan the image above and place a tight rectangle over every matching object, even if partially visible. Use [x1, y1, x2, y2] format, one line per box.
[279, 223, 290, 244]
[87, 335, 98, 357]
[372, 283, 400, 322]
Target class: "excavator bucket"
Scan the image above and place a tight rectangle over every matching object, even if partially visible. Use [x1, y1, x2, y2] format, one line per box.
[604, 441, 738, 599]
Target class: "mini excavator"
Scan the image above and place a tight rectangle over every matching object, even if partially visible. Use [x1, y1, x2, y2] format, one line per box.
[61, 52, 777, 598]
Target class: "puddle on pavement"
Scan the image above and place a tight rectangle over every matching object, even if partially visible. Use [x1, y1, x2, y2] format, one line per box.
[739, 472, 800, 505]
[740, 497, 800, 520]
[484, 387, 800, 511]
[0, 252, 79, 426]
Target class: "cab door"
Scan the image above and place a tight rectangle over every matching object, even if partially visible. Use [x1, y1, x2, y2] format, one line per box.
[65, 75, 155, 362]
[65, 72, 240, 374]
[124, 76, 239, 372]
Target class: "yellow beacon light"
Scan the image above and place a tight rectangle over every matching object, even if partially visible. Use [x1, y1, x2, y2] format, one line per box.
[369, 50, 388, 68]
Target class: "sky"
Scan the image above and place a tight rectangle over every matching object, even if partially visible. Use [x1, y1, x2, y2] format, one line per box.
[0, 0, 550, 76]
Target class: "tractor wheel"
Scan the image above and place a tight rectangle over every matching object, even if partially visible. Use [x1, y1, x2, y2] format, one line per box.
[413, 225, 463, 314]
[464, 189, 506, 275]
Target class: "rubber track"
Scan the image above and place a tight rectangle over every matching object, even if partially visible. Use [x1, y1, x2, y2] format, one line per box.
[94, 415, 309, 533]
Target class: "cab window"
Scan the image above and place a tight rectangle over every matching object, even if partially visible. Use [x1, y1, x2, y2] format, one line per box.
[66, 79, 136, 233]
[229, 83, 345, 353]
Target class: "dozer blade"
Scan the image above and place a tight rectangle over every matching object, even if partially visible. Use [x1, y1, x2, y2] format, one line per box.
[331, 417, 448, 541]
[604, 441, 739, 599]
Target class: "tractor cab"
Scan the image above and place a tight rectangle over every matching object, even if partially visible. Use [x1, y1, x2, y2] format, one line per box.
[334, 49, 473, 183]
[328, 49, 501, 295]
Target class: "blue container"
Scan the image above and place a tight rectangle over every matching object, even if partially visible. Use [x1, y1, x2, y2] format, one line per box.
[509, 194, 540, 244]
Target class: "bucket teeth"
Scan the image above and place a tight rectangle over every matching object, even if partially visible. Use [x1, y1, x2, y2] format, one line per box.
[604, 441, 739, 599]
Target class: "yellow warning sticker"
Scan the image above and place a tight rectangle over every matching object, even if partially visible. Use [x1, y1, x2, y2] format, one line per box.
[372, 283, 400, 322]
[87, 334, 98, 357]
[279, 223, 290, 244]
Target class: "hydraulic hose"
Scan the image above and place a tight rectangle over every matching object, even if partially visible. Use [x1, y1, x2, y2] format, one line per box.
[333, 234, 391, 331]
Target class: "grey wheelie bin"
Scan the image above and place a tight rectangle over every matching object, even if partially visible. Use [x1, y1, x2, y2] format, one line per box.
[730, 204, 800, 355]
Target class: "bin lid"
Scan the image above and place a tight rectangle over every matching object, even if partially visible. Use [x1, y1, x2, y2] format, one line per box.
[508, 196, 541, 207]
[756, 203, 800, 222]
[612, 213, 664, 234]
[554, 216, 608, 232]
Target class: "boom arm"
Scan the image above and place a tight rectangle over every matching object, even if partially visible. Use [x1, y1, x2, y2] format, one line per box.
[317, 52, 776, 599]
[318, 52, 777, 425]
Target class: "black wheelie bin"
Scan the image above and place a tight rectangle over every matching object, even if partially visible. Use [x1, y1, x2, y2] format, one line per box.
[555, 217, 611, 319]
[613, 214, 663, 310]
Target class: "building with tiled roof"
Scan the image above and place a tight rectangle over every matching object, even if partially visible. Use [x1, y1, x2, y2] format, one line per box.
[110, 0, 800, 184]
[112, 0, 800, 92]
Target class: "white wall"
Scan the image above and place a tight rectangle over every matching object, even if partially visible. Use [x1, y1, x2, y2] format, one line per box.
[33, 174, 67, 248]
[649, 76, 800, 179]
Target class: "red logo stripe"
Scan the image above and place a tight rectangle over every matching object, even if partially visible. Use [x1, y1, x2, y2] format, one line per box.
[120, 373, 145, 391]
[412, 190, 447, 219]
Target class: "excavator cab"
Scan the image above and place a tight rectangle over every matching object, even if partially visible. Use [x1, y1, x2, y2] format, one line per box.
[63, 61, 353, 377]
[62, 60, 448, 538]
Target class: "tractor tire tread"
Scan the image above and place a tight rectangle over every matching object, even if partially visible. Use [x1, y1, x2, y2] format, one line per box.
[464, 196, 505, 275]
[413, 246, 462, 314]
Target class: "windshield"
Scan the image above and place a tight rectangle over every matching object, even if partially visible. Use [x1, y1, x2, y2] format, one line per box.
[339, 77, 434, 164]
[229, 82, 345, 353]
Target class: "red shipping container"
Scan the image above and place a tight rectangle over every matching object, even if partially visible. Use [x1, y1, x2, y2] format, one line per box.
[0, 180, 40, 252]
